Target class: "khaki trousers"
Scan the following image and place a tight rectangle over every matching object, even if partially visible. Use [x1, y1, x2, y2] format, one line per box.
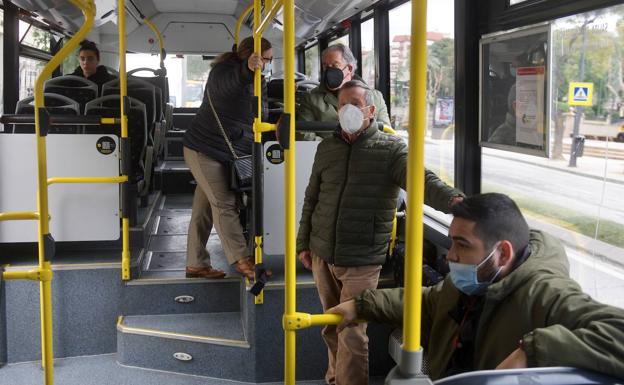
[184, 147, 249, 266]
[312, 255, 382, 385]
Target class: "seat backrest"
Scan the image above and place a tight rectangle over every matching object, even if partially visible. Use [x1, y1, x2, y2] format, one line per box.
[102, 78, 156, 126]
[128, 68, 169, 120]
[44, 75, 98, 114]
[85, 95, 147, 182]
[13, 93, 80, 134]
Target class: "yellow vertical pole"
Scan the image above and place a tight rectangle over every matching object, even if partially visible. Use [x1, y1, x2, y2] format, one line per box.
[402, 0, 427, 353]
[235, 3, 254, 48]
[32, 1, 96, 383]
[283, 0, 296, 383]
[118, 0, 131, 280]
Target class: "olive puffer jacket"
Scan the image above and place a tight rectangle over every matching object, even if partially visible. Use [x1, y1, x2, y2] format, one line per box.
[298, 75, 391, 127]
[296, 122, 463, 266]
[183, 58, 267, 164]
[356, 230, 624, 380]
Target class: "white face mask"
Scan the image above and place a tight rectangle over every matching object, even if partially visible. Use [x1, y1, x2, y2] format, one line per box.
[338, 104, 369, 135]
[261, 62, 272, 77]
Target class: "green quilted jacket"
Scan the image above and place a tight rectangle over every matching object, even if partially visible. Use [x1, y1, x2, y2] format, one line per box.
[296, 121, 463, 266]
[356, 230, 624, 380]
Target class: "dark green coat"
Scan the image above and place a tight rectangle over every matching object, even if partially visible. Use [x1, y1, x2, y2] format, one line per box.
[356, 230, 624, 380]
[298, 75, 391, 127]
[296, 122, 462, 266]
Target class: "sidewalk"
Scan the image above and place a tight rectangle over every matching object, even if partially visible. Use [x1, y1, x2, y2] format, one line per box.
[481, 138, 624, 184]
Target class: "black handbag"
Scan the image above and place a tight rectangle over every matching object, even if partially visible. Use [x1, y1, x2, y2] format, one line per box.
[207, 90, 252, 192]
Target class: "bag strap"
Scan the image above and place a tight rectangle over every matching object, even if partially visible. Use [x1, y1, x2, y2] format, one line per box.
[206, 88, 239, 160]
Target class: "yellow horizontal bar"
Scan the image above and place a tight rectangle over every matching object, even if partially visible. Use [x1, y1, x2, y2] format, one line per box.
[254, 0, 283, 36]
[383, 125, 397, 135]
[310, 313, 343, 326]
[283, 312, 364, 330]
[48, 176, 128, 185]
[0, 212, 39, 221]
[101, 118, 117, 125]
[3, 268, 52, 282]
[257, 122, 277, 133]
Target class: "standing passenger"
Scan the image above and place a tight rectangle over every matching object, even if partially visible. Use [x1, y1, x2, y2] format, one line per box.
[296, 80, 464, 385]
[183, 37, 272, 279]
[71, 40, 116, 93]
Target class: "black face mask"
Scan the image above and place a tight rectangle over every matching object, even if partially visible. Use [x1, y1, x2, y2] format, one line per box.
[324, 66, 346, 90]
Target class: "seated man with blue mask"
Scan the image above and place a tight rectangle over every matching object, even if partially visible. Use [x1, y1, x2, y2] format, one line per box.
[327, 193, 624, 381]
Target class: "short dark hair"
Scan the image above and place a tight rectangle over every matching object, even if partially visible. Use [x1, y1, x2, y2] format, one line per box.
[79, 40, 100, 60]
[339, 80, 374, 105]
[451, 193, 530, 253]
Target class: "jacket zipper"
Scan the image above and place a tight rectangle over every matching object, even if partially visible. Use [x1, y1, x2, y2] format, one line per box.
[332, 143, 353, 264]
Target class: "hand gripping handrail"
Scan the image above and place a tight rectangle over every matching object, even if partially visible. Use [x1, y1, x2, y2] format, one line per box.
[0, 2, 96, 385]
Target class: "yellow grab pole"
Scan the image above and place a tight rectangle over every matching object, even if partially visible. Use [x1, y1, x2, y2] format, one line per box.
[254, 0, 283, 37]
[402, 0, 427, 353]
[235, 3, 254, 48]
[118, 0, 131, 280]
[142, 17, 166, 71]
[253, 0, 262, 135]
[31, 1, 95, 382]
[282, 0, 296, 383]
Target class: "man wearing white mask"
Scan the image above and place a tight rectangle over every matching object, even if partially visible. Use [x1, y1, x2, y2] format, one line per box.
[296, 80, 463, 385]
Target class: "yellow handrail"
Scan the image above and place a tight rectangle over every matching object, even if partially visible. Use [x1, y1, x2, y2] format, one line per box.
[47, 176, 128, 185]
[235, 3, 254, 48]
[282, 0, 296, 383]
[31, 1, 96, 383]
[142, 17, 166, 69]
[118, 0, 131, 281]
[403, 0, 427, 356]
[0, 212, 39, 221]
[254, 0, 283, 36]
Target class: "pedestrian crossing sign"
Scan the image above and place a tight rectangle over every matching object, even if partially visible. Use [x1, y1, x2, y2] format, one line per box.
[568, 82, 593, 106]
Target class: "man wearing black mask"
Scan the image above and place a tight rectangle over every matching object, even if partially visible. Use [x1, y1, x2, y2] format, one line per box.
[299, 44, 390, 129]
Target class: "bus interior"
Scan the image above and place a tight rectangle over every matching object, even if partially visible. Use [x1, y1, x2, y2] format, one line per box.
[1, 0, 624, 384]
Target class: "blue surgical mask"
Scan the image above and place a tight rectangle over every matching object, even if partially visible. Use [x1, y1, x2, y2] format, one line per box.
[261, 62, 272, 77]
[448, 243, 503, 296]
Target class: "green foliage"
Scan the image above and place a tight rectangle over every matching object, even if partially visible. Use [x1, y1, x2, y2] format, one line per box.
[186, 55, 211, 82]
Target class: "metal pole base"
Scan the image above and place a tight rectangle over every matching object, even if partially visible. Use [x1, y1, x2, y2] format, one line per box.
[385, 366, 434, 385]
[385, 349, 433, 385]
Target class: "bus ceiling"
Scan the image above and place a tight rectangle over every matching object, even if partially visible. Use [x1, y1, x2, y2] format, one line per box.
[8, 0, 381, 54]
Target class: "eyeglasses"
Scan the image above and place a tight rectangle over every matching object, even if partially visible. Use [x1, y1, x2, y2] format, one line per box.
[262, 56, 273, 63]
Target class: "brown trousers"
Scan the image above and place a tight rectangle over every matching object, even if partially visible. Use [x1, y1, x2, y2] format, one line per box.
[312, 255, 382, 385]
[184, 147, 249, 266]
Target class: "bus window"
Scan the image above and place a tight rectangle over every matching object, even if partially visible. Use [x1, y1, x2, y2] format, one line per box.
[482, 4, 624, 308]
[19, 56, 46, 100]
[329, 34, 349, 47]
[61, 37, 80, 75]
[126, 53, 212, 108]
[19, 20, 51, 51]
[389, 0, 456, 191]
[361, 18, 375, 88]
[304, 44, 320, 82]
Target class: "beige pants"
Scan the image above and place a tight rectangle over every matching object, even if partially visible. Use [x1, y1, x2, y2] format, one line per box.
[184, 147, 250, 266]
[312, 255, 382, 385]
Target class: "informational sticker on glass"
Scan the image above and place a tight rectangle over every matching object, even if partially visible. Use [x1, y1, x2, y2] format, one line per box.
[480, 24, 550, 157]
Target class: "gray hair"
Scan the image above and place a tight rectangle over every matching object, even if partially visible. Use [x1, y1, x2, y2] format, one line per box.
[340, 80, 375, 106]
[322, 43, 357, 71]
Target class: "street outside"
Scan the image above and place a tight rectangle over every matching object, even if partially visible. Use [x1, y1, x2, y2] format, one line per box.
[418, 135, 624, 308]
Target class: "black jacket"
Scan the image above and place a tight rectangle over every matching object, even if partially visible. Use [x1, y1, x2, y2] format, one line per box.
[72, 65, 116, 93]
[183, 59, 268, 164]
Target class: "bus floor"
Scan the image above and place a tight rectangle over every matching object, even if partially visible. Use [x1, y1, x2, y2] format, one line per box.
[0, 353, 387, 385]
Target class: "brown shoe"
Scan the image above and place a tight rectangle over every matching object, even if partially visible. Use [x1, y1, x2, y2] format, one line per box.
[235, 258, 255, 279]
[185, 266, 226, 279]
